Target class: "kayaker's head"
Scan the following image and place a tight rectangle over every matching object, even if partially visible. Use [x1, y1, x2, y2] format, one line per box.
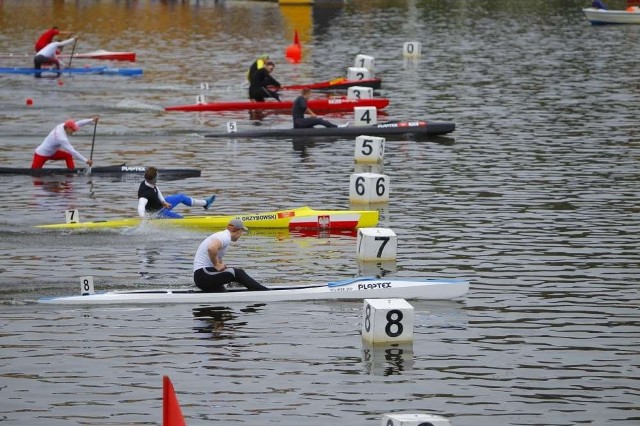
[259, 53, 269, 61]
[63, 119, 79, 134]
[144, 167, 158, 185]
[228, 218, 248, 241]
[265, 61, 275, 72]
[301, 88, 312, 99]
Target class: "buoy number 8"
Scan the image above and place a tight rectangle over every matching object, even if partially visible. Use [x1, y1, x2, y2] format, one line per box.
[364, 305, 404, 337]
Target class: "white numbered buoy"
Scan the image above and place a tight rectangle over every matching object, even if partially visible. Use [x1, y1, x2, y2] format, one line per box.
[354, 106, 377, 126]
[350, 172, 389, 203]
[347, 66, 372, 81]
[80, 276, 94, 296]
[65, 209, 79, 224]
[196, 94, 207, 105]
[347, 86, 374, 100]
[354, 135, 385, 163]
[362, 298, 414, 343]
[382, 413, 451, 426]
[354, 54, 376, 72]
[226, 121, 238, 133]
[353, 163, 384, 175]
[357, 227, 397, 261]
[200, 82, 209, 90]
[403, 41, 422, 58]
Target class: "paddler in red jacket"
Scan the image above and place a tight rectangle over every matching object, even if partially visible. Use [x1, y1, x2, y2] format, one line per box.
[34, 26, 73, 52]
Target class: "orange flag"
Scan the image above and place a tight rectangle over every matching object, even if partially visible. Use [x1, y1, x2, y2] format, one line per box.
[294, 29, 300, 46]
[163, 376, 186, 426]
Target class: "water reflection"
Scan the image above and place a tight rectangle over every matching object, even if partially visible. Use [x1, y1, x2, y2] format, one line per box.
[361, 340, 414, 376]
[192, 304, 264, 338]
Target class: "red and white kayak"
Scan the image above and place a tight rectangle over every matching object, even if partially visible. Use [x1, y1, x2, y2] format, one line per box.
[279, 77, 382, 91]
[165, 97, 390, 113]
[0, 50, 136, 62]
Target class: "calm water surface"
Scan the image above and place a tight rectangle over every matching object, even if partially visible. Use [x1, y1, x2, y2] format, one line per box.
[0, 0, 639, 425]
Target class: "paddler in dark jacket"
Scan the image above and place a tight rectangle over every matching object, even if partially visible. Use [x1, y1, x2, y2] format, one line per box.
[248, 61, 281, 102]
[247, 53, 269, 82]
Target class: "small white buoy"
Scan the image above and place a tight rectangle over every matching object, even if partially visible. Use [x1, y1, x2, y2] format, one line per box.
[347, 86, 374, 100]
[200, 82, 209, 90]
[80, 276, 94, 296]
[354, 135, 385, 164]
[382, 413, 451, 426]
[347, 66, 372, 81]
[349, 172, 389, 203]
[362, 298, 414, 343]
[226, 121, 237, 133]
[354, 54, 376, 72]
[356, 227, 397, 261]
[402, 41, 422, 58]
[65, 209, 79, 224]
[353, 106, 378, 127]
[196, 94, 206, 105]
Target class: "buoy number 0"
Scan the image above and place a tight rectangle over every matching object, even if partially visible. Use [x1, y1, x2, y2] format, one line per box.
[354, 175, 386, 196]
[357, 108, 374, 124]
[364, 304, 404, 338]
[405, 42, 417, 54]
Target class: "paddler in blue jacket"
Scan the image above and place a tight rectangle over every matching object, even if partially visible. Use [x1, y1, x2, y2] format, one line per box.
[249, 61, 282, 102]
[137, 167, 216, 219]
[193, 219, 270, 292]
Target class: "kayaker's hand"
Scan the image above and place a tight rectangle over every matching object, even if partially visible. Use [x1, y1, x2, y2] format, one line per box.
[162, 201, 171, 209]
[86, 159, 93, 167]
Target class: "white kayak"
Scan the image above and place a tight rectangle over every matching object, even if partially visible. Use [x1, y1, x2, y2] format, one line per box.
[582, 7, 640, 24]
[38, 277, 470, 305]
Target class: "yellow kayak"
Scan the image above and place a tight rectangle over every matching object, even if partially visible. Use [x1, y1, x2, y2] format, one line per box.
[36, 206, 379, 231]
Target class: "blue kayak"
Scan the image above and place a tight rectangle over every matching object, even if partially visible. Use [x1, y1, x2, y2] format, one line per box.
[0, 66, 143, 76]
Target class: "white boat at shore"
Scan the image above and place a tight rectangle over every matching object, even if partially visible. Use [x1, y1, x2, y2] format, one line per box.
[38, 277, 470, 305]
[583, 7, 640, 24]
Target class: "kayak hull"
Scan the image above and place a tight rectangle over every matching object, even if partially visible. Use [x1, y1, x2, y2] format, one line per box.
[35, 206, 379, 231]
[205, 120, 455, 138]
[583, 7, 640, 24]
[38, 277, 470, 305]
[0, 66, 142, 76]
[0, 50, 136, 61]
[0, 164, 200, 179]
[165, 97, 389, 112]
[280, 77, 382, 91]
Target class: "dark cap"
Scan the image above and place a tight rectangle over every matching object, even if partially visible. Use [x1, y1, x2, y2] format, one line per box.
[265, 61, 275, 66]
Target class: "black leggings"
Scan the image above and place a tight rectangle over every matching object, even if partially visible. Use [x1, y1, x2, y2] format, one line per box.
[294, 117, 337, 128]
[194, 267, 270, 292]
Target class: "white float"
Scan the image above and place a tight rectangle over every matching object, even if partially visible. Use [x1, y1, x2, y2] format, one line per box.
[356, 227, 397, 260]
[196, 94, 206, 105]
[347, 66, 372, 81]
[382, 413, 451, 426]
[362, 298, 414, 343]
[402, 41, 422, 57]
[350, 172, 389, 203]
[347, 86, 374, 100]
[354, 54, 376, 71]
[65, 209, 79, 224]
[80, 276, 95, 296]
[353, 106, 378, 126]
[354, 135, 385, 163]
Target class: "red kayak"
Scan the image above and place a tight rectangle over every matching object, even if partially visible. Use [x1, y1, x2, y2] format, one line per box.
[0, 50, 136, 62]
[165, 97, 390, 113]
[279, 77, 381, 91]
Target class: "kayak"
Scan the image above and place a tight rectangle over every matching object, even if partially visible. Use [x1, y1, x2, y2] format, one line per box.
[0, 66, 143, 76]
[35, 206, 379, 231]
[0, 50, 136, 62]
[0, 164, 200, 179]
[583, 7, 640, 24]
[165, 97, 389, 113]
[279, 77, 382, 91]
[37, 277, 470, 305]
[205, 120, 455, 138]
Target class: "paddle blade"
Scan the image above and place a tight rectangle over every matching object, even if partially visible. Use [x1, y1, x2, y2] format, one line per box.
[163, 376, 187, 426]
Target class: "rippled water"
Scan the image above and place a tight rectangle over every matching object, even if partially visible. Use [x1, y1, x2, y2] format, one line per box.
[1, 0, 639, 425]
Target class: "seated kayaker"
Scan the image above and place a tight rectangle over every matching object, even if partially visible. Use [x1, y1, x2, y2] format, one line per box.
[33, 36, 76, 78]
[31, 117, 98, 169]
[137, 167, 216, 219]
[249, 61, 281, 102]
[592, 0, 607, 9]
[292, 88, 338, 129]
[193, 219, 270, 292]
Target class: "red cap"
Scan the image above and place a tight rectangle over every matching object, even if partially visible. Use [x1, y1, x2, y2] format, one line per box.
[63, 119, 79, 131]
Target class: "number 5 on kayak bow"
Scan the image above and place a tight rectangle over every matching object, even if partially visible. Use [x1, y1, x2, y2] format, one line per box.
[226, 122, 238, 133]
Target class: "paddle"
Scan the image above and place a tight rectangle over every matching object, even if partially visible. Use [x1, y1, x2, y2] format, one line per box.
[66, 37, 78, 69]
[83, 119, 97, 176]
